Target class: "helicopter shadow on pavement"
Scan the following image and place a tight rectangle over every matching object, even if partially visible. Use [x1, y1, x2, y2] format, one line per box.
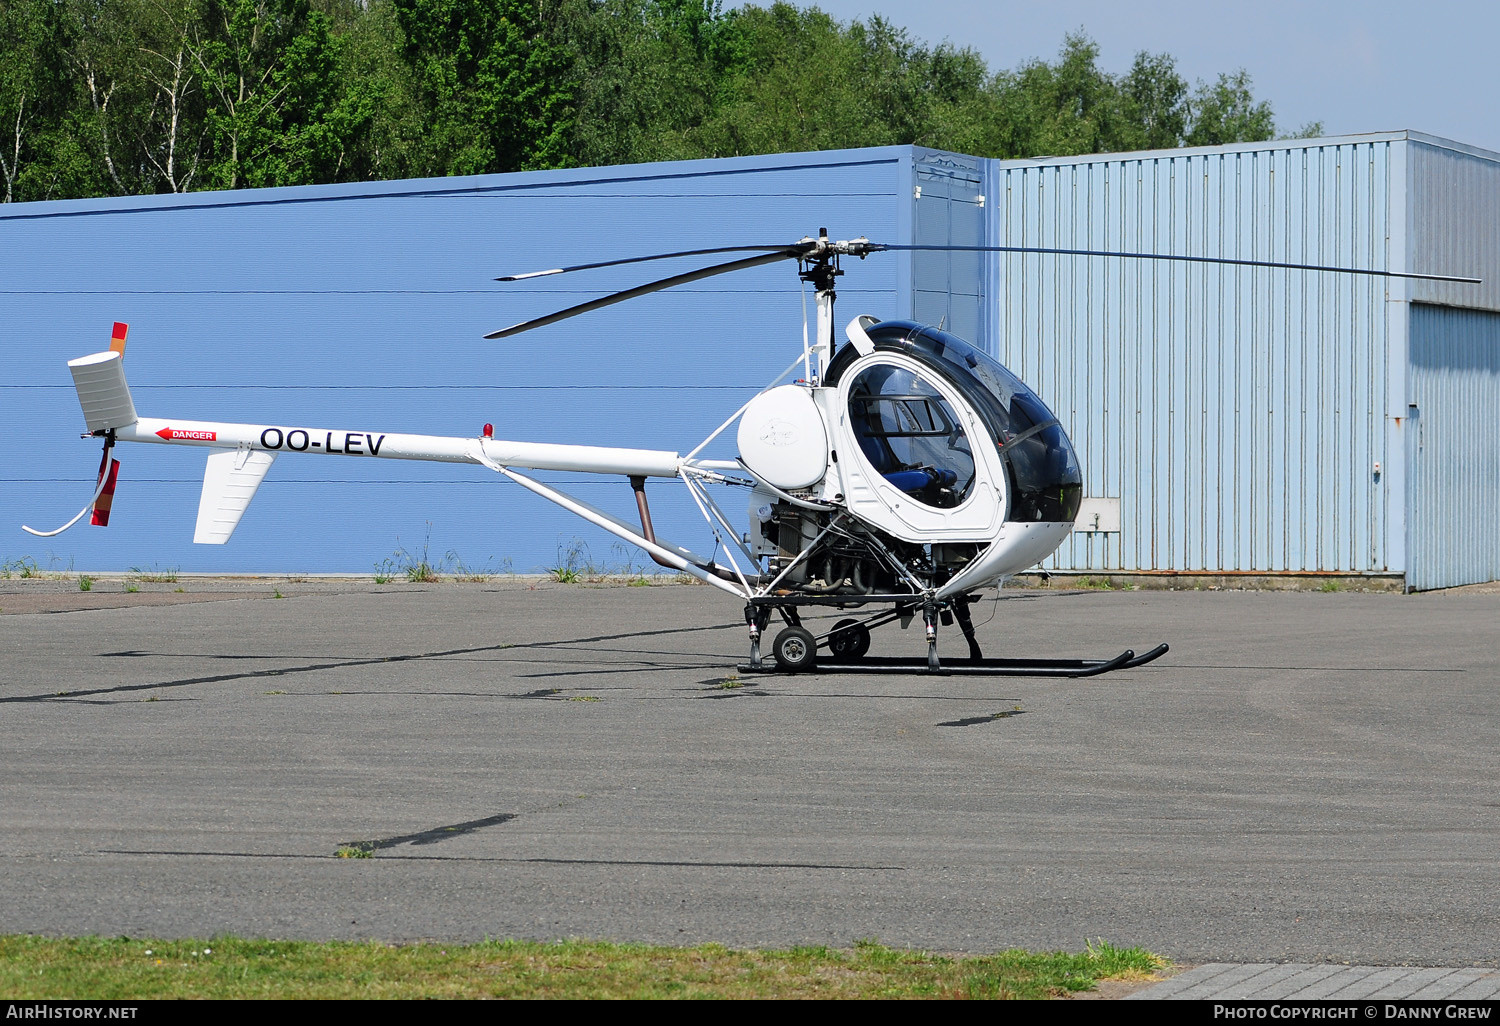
[3, 591, 1095, 704]
[2, 622, 742, 705]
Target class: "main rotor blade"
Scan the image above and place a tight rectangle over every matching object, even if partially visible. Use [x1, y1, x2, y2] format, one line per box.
[496, 244, 804, 282]
[485, 248, 808, 339]
[872, 244, 1482, 284]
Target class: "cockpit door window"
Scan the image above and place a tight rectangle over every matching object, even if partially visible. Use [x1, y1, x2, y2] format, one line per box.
[847, 365, 976, 509]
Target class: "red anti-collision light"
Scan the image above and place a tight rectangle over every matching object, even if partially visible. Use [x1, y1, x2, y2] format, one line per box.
[482, 423, 493, 438]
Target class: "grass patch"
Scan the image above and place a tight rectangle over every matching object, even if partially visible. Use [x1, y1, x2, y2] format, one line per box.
[375, 523, 505, 584]
[0, 936, 1162, 1000]
[128, 565, 178, 583]
[1318, 580, 1344, 593]
[548, 538, 660, 585]
[405, 562, 440, 584]
[77, 576, 92, 592]
[451, 564, 494, 583]
[1072, 576, 1132, 591]
[1, 557, 44, 579]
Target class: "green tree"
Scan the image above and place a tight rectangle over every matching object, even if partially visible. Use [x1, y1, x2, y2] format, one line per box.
[1185, 69, 1275, 146]
[0, 1, 1300, 201]
[54, 0, 204, 196]
[670, 3, 987, 159]
[188, 0, 376, 189]
[392, 0, 576, 175]
[323, 0, 424, 182]
[0, 0, 95, 202]
[1119, 51, 1189, 151]
[565, 0, 723, 167]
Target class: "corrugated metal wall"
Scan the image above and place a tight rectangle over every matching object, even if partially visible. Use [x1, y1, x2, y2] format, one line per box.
[985, 140, 1396, 574]
[1406, 304, 1500, 590]
[2, 150, 913, 574]
[1409, 136, 1500, 314]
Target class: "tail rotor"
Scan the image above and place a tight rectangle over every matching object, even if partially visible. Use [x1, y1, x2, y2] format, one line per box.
[21, 323, 134, 538]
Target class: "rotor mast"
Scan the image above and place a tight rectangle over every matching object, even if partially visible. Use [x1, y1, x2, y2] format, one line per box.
[798, 229, 844, 383]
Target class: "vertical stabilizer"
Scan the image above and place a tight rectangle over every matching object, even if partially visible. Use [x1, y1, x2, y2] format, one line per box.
[194, 448, 276, 544]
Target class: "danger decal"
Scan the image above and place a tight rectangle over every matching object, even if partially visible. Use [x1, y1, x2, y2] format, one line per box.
[155, 427, 217, 441]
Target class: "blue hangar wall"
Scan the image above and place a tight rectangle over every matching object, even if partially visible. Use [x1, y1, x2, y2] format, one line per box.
[2, 147, 985, 575]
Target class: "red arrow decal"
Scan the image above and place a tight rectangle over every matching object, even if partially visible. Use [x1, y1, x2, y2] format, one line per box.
[155, 427, 217, 441]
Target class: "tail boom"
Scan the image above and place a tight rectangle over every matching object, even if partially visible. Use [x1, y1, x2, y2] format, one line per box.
[115, 417, 682, 478]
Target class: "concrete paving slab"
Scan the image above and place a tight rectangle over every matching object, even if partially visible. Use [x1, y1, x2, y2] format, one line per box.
[1211, 963, 1318, 998]
[1451, 973, 1500, 999]
[1257, 964, 1349, 996]
[1366, 967, 1463, 998]
[1132, 964, 1500, 1000]
[1123, 963, 1241, 999]
[1324, 967, 1430, 999]
[1169, 963, 1295, 999]
[1409, 970, 1491, 999]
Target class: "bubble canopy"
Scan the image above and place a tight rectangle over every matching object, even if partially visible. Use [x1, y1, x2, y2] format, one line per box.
[826, 320, 1083, 524]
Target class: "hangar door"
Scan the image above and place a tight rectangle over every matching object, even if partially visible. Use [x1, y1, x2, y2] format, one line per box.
[1407, 303, 1500, 590]
[912, 157, 986, 348]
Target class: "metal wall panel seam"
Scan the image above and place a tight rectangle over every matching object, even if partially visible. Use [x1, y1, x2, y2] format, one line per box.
[1388, 139, 1412, 581]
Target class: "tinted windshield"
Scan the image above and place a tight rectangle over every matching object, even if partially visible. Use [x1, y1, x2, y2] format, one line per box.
[856, 321, 1083, 523]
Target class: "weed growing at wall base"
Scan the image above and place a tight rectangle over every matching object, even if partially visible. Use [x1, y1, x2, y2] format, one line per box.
[375, 522, 506, 584]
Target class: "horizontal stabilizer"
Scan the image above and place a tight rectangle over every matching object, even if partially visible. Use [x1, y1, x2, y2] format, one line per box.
[68, 351, 138, 433]
[194, 448, 275, 544]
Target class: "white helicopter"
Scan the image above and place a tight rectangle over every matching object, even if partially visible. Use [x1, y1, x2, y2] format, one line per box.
[26, 231, 1478, 675]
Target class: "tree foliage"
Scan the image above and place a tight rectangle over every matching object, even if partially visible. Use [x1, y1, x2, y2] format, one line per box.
[0, 0, 1308, 202]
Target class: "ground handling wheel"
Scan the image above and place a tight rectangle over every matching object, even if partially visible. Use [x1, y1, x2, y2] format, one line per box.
[771, 626, 818, 673]
[827, 618, 871, 661]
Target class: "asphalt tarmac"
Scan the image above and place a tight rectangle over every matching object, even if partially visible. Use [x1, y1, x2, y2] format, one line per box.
[2, 578, 1497, 967]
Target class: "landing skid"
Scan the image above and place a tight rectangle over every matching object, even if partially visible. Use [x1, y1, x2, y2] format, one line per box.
[737, 644, 1169, 678]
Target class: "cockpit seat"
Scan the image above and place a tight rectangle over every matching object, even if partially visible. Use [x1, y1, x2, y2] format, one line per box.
[882, 466, 957, 495]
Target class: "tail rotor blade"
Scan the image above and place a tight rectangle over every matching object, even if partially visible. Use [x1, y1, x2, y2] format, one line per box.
[90, 457, 121, 526]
